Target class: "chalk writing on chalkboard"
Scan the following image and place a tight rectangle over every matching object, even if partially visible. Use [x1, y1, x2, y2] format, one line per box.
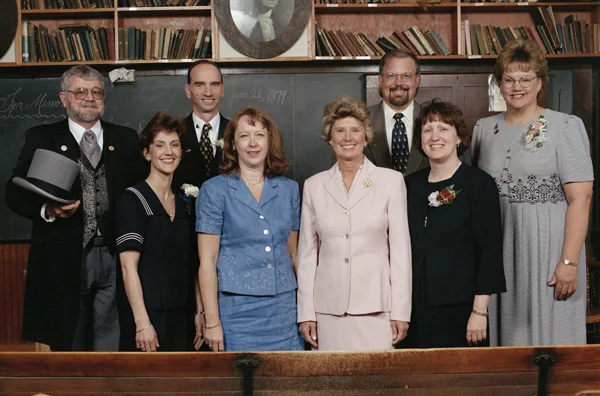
[0, 88, 64, 120]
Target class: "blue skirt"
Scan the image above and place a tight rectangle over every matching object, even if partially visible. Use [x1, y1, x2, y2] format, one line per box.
[218, 289, 303, 351]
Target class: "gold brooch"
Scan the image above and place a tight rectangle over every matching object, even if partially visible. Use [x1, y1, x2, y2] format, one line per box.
[108, 146, 115, 151]
[362, 178, 373, 188]
[185, 148, 191, 153]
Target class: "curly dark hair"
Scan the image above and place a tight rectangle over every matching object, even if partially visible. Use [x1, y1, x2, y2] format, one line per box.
[139, 112, 186, 153]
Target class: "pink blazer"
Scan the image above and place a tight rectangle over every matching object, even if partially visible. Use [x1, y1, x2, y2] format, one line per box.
[297, 158, 412, 323]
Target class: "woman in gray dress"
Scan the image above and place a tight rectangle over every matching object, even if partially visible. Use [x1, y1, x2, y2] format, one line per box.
[471, 40, 594, 346]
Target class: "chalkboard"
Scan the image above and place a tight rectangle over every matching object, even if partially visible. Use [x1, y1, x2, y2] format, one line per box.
[0, 73, 365, 241]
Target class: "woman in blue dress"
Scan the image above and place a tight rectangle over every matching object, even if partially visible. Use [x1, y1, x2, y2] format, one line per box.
[196, 106, 303, 352]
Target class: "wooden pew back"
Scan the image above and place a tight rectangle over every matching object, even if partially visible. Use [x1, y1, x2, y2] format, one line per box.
[1, 346, 600, 396]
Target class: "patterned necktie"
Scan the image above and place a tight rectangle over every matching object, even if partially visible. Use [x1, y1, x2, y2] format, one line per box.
[199, 123, 214, 177]
[80, 129, 101, 168]
[391, 113, 409, 175]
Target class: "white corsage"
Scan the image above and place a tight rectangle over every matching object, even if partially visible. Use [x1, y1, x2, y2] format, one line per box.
[216, 138, 224, 149]
[523, 114, 549, 152]
[181, 183, 199, 198]
[428, 192, 441, 207]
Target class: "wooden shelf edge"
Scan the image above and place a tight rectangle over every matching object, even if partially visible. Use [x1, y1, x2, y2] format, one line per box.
[587, 308, 600, 324]
[116, 6, 210, 11]
[21, 8, 116, 13]
[315, 2, 457, 12]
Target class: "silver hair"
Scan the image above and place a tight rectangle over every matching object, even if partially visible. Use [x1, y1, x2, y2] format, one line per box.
[60, 65, 104, 92]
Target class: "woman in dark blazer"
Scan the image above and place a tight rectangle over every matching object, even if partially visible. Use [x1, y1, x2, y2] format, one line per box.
[404, 100, 506, 348]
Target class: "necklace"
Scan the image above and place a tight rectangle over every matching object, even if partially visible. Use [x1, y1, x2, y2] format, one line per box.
[242, 176, 265, 188]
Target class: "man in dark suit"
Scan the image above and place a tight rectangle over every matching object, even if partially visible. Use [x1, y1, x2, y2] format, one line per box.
[366, 49, 427, 176]
[5, 65, 144, 351]
[176, 59, 229, 350]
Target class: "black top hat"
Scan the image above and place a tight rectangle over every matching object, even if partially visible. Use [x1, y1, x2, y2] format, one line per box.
[13, 149, 80, 205]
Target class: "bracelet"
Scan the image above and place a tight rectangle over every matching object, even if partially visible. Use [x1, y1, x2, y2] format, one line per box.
[471, 309, 488, 318]
[136, 323, 152, 333]
[204, 321, 221, 330]
[195, 311, 205, 315]
[560, 259, 578, 267]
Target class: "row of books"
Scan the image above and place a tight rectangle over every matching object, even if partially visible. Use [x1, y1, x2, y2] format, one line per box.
[117, 0, 208, 6]
[21, 22, 113, 63]
[533, 7, 599, 54]
[22, 0, 112, 9]
[316, 26, 449, 57]
[118, 27, 211, 60]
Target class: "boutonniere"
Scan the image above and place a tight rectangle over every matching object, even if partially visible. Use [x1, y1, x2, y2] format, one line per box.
[523, 114, 548, 152]
[180, 183, 199, 214]
[362, 178, 373, 188]
[428, 184, 461, 207]
[216, 138, 224, 149]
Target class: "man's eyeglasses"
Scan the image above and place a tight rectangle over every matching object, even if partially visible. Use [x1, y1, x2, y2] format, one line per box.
[67, 88, 105, 100]
[501, 76, 538, 89]
[383, 72, 415, 84]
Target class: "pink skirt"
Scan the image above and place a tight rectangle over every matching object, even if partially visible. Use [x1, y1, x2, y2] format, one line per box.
[315, 312, 394, 351]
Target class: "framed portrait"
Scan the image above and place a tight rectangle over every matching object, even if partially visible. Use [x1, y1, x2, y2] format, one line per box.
[214, 0, 312, 60]
[0, 0, 17, 63]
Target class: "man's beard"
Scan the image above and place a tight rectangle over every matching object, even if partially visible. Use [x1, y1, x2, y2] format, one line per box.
[388, 86, 409, 108]
[67, 104, 104, 123]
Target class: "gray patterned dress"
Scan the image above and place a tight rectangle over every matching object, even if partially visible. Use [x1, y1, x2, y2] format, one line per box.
[471, 109, 594, 346]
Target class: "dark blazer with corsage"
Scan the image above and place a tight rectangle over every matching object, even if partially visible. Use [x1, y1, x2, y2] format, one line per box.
[405, 163, 506, 306]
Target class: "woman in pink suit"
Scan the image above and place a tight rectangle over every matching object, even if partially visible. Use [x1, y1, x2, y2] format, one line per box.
[297, 96, 412, 351]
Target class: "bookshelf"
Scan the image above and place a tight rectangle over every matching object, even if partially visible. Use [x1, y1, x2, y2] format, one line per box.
[4, 0, 600, 66]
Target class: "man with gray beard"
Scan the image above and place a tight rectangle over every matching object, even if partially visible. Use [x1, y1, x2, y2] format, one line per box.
[5, 65, 144, 351]
[366, 49, 427, 176]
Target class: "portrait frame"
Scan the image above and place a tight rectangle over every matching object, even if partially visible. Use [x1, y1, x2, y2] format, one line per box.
[214, 0, 312, 60]
[0, 0, 18, 63]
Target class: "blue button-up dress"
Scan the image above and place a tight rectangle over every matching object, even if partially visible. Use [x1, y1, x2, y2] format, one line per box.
[196, 173, 303, 351]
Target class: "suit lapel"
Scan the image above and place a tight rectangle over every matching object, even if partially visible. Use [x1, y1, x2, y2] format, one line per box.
[348, 159, 376, 209]
[229, 175, 263, 215]
[53, 119, 79, 162]
[260, 177, 278, 207]
[324, 164, 348, 209]
[406, 101, 427, 174]
[102, 120, 119, 201]
[368, 102, 392, 168]
[184, 113, 200, 151]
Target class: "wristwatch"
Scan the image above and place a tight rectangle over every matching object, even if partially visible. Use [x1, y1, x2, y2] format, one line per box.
[560, 259, 578, 267]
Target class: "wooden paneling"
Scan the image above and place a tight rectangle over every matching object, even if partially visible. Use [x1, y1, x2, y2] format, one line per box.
[0, 243, 28, 345]
[0, 347, 599, 395]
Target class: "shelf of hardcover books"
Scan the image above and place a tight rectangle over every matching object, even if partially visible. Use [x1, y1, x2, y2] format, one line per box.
[461, 4, 600, 56]
[115, 14, 212, 62]
[315, 5, 455, 58]
[21, 0, 115, 10]
[20, 14, 116, 64]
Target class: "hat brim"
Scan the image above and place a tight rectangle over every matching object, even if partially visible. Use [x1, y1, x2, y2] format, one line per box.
[13, 177, 77, 205]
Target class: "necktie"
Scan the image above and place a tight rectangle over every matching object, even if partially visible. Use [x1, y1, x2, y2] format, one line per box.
[199, 123, 214, 176]
[80, 130, 101, 168]
[391, 113, 409, 175]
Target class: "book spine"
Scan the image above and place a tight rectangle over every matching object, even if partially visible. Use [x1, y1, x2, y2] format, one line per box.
[22, 21, 30, 63]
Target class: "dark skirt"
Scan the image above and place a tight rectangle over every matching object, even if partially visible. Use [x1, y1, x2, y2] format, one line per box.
[119, 305, 190, 351]
[404, 271, 489, 348]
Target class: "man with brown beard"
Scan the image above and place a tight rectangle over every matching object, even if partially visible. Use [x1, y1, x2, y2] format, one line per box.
[5, 65, 143, 351]
[366, 49, 427, 176]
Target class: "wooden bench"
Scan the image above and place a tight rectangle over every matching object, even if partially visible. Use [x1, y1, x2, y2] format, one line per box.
[1, 346, 600, 396]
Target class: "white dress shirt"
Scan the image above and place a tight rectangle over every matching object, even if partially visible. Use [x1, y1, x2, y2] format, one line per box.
[192, 112, 220, 156]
